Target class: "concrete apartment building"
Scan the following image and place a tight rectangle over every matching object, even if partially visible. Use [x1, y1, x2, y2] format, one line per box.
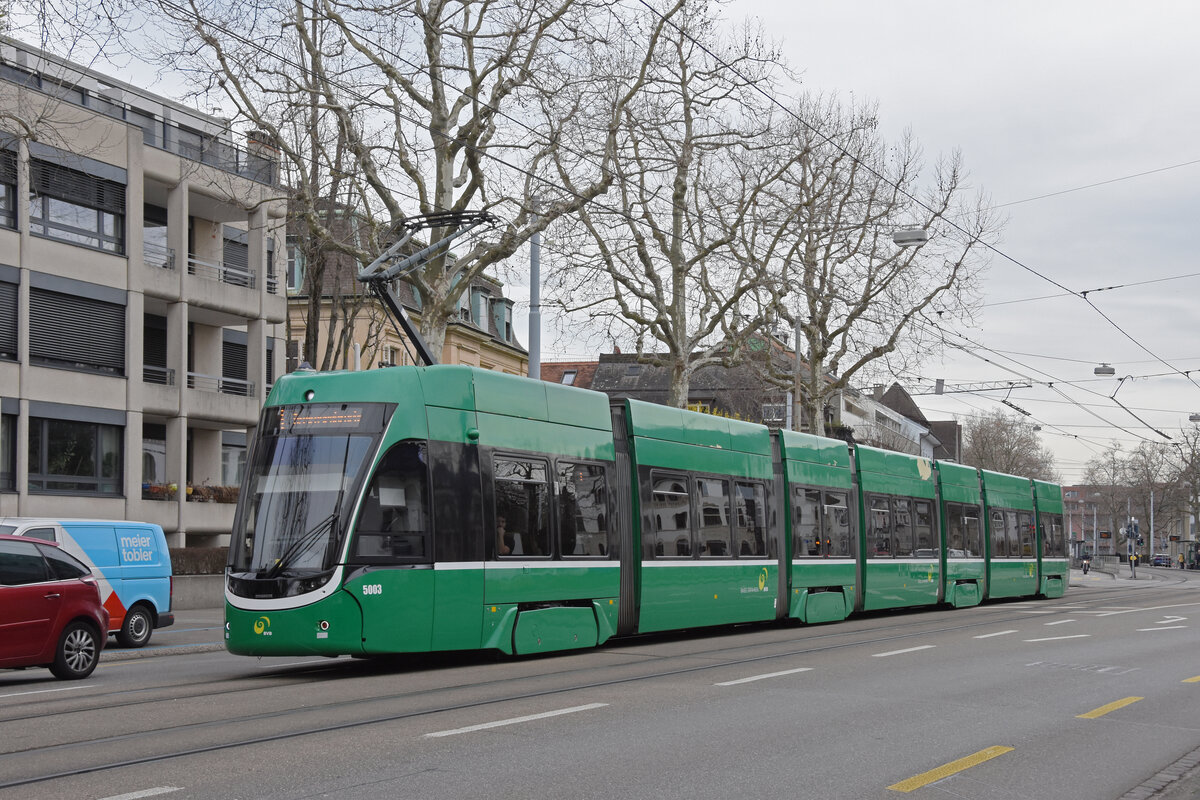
[0, 37, 287, 547]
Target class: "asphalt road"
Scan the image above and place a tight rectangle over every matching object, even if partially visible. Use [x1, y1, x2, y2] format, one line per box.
[2, 567, 1198, 800]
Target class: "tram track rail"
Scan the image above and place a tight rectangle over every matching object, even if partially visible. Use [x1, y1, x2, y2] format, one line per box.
[4, 579, 1196, 791]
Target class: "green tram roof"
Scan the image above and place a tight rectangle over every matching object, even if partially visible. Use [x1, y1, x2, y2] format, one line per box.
[853, 444, 936, 498]
[935, 460, 982, 505]
[1032, 479, 1065, 513]
[980, 469, 1035, 511]
[267, 365, 615, 460]
[621, 398, 773, 480]
[777, 429, 854, 490]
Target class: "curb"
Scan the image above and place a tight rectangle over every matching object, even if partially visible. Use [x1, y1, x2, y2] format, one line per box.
[1118, 743, 1200, 800]
[101, 642, 227, 662]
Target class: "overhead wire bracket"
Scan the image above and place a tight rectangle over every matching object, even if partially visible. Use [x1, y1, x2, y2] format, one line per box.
[357, 211, 499, 366]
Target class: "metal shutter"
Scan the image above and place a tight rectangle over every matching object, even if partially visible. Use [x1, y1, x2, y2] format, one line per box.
[30, 160, 126, 215]
[0, 280, 16, 358]
[0, 150, 15, 186]
[222, 339, 247, 381]
[143, 314, 167, 368]
[29, 288, 126, 374]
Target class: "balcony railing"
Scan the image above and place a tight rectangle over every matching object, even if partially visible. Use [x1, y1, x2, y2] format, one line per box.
[0, 58, 280, 186]
[188, 254, 256, 289]
[142, 364, 176, 386]
[144, 241, 175, 271]
[187, 372, 255, 397]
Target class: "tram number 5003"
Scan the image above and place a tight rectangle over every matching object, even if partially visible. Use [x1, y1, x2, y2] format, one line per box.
[362, 584, 384, 596]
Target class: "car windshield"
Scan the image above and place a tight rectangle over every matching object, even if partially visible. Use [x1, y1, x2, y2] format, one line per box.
[229, 403, 392, 576]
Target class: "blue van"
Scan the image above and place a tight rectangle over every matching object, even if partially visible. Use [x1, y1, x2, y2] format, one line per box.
[0, 518, 175, 647]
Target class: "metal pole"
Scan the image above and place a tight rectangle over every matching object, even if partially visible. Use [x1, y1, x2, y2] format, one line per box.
[528, 206, 541, 380]
[1093, 504, 1098, 556]
[793, 317, 802, 431]
[1150, 489, 1155, 559]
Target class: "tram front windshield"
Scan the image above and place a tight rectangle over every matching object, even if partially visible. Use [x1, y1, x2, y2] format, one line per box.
[230, 403, 392, 583]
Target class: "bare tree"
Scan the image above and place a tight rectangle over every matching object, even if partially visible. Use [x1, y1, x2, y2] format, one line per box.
[546, 6, 784, 406]
[1121, 440, 1176, 551]
[960, 408, 1058, 481]
[1083, 445, 1133, 539]
[750, 94, 1001, 435]
[99, 0, 684, 361]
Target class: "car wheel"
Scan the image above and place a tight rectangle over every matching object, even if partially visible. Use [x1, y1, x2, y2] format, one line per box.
[50, 621, 101, 680]
[116, 604, 154, 648]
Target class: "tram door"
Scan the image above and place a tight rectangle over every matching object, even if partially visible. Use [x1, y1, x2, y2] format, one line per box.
[349, 440, 441, 652]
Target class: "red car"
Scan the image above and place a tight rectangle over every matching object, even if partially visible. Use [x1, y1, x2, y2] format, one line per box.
[0, 534, 109, 680]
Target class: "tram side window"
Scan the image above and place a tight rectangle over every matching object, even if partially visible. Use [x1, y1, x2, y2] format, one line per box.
[696, 477, 732, 558]
[893, 498, 914, 557]
[990, 510, 1007, 558]
[793, 488, 822, 557]
[734, 481, 766, 557]
[913, 500, 935, 554]
[1041, 513, 1065, 557]
[558, 462, 609, 557]
[494, 458, 551, 557]
[946, 503, 982, 558]
[1018, 511, 1034, 557]
[962, 506, 982, 558]
[651, 473, 691, 557]
[824, 492, 852, 557]
[1004, 511, 1022, 558]
[868, 495, 892, 558]
[351, 442, 431, 564]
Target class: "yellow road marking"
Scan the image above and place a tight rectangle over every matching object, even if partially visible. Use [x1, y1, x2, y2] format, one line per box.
[1077, 697, 1143, 719]
[1184, 676, 1200, 683]
[888, 745, 1014, 793]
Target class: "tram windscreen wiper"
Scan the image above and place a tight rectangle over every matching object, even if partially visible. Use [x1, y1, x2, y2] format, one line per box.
[263, 496, 343, 579]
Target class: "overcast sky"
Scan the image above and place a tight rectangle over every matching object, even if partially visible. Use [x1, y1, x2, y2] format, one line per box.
[676, 0, 1200, 483]
[49, 1, 1197, 484]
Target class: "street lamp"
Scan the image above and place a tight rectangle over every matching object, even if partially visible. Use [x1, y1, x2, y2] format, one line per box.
[892, 228, 928, 247]
[1094, 363, 1115, 376]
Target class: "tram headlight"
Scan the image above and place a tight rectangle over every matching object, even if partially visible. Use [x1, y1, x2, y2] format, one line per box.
[318, 620, 330, 631]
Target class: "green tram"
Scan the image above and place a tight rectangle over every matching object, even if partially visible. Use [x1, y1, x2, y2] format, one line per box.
[224, 365, 1067, 658]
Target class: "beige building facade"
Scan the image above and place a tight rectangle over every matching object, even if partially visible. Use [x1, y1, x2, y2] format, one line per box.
[0, 37, 287, 547]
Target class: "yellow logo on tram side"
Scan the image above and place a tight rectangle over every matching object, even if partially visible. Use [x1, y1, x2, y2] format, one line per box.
[759, 567, 768, 591]
[917, 458, 933, 481]
[1027, 563, 1037, 577]
[253, 616, 271, 635]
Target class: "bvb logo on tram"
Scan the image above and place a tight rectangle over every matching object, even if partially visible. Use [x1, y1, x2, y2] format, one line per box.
[253, 616, 272, 636]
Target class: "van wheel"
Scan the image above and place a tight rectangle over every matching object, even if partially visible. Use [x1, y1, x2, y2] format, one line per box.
[50, 621, 101, 679]
[117, 604, 154, 648]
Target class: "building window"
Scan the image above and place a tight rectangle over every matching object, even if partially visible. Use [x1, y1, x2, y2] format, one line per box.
[686, 401, 712, 414]
[28, 417, 123, 495]
[560, 370, 577, 386]
[0, 278, 16, 361]
[286, 237, 305, 293]
[29, 160, 126, 254]
[221, 441, 246, 486]
[0, 149, 16, 229]
[0, 413, 15, 491]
